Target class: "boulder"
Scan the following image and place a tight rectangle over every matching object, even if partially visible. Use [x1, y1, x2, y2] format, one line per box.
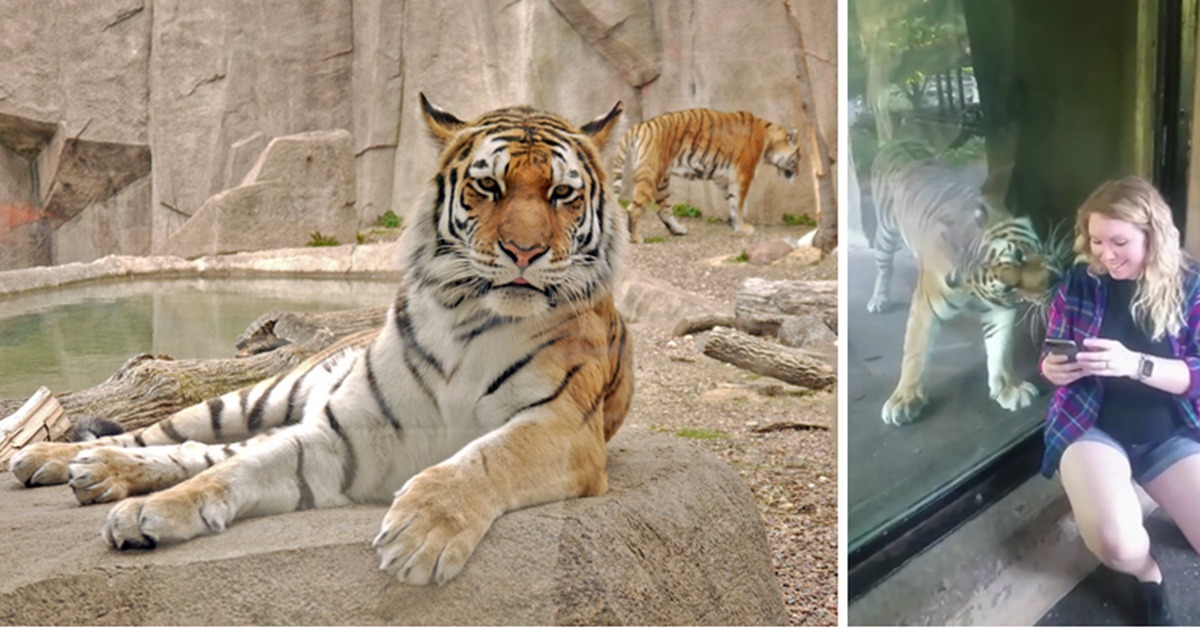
[747, 237, 796, 265]
[159, 130, 357, 258]
[779, 314, 838, 348]
[0, 428, 786, 625]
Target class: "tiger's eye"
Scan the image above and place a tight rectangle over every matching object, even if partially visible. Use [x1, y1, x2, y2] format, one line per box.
[477, 177, 499, 192]
[552, 184, 574, 200]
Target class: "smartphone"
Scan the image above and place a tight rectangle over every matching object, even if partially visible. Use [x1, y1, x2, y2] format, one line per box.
[1043, 338, 1079, 363]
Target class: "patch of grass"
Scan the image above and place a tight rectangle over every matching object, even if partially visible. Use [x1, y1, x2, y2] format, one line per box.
[706, 216, 724, 225]
[729, 249, 749, 263]
[375, 210, 403, 229]
[308, 231, 340, 247]
[618, 198, 631, 209]
[782, 213, 817, 227]
[643, 236, 668, 244]
[356, 232, 366, 245]
[672, 203, 701, 218]
[673, 427, 730, 440]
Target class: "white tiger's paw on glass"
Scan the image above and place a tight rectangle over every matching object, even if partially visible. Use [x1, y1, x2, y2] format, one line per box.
[103, 490, 230, 550]
[374, 477, 491, 586]
[10, 441, 81, 487]
[882, 388, 925, 425]
[991, 380, 1039, 412]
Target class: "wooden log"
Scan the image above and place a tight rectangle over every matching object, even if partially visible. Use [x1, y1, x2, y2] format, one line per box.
[702, 326, 835, 390]
[673, 313, 737, 337]
[0, 387, 69, 471]
[734, 277, 837, 336]
[0, 307, 385, 436]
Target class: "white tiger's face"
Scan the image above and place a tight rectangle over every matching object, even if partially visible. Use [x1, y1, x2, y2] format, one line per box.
[404, 100, 626, 319]
[765, 127, 801, 180]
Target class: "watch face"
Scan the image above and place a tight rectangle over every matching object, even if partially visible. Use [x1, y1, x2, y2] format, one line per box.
[1141, 358, 1154, 378]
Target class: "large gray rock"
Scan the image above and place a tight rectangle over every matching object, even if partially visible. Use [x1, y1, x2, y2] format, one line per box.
[0, 0, 836, 262]
[159, 130, 357, 258]
[53, 176, 153, 265]
[0, 428, 786, 625]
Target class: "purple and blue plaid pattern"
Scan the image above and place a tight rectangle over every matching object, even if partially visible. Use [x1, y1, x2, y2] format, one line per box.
[1040, 260, 1200, 477]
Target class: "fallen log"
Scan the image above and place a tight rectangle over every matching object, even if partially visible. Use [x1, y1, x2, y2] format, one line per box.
[673, 313, 737, 337]
[0, 387, 68, 471]
[0, 307, 386, 436]
[702, 326, 835, 390]
[735, 278, 837, 337]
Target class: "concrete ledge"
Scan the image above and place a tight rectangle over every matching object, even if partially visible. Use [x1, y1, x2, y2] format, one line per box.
[849, 475, 1157, 626]
[0, 243, 404, 299]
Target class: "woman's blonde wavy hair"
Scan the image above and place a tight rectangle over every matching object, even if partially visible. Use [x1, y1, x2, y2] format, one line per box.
[1074, 176, 1184, 340]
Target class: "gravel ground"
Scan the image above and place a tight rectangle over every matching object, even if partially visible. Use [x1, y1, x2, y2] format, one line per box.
[622, 215, 839, 626]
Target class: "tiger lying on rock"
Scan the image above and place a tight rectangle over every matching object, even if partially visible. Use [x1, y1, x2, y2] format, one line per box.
[611, 108, 802, 243]
[10, 94, 633, 586]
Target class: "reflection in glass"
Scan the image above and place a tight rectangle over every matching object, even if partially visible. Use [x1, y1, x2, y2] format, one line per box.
[847, 0, 1154, 561]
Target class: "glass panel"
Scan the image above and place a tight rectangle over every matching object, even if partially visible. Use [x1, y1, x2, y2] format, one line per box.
[847, 0, 1156, 552]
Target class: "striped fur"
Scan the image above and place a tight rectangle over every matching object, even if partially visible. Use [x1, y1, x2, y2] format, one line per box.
[610, 108, 800, 243]
[868, 139, 1065, 425]
[10, 95, 633, 586]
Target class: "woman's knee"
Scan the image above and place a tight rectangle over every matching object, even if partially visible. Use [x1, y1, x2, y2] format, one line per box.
[1083, 517, 1150, 569]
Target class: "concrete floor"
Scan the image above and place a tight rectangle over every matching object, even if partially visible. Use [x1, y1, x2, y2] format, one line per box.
[845, 246, 1049, 548]
[1039, 507, 1200, 625]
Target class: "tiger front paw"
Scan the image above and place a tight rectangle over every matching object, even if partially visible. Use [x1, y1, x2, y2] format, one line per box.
[882, 387, 926, 425]
[102, 482, 232, 550]
[10, 441, 82, 487]
[373, 469, 494, 586]
[991, 380, 1039, 412]
[866, 294, 890, 313]
[68, 447, 185, 505]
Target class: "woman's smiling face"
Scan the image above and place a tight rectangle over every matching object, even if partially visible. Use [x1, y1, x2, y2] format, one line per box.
[1088, 212, 1147, 280]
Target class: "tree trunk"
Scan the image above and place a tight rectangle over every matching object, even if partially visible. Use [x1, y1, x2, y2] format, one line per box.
[735, 278, 838, 336]
[784, 0, 837, 254]
[702, 326, 835, 390]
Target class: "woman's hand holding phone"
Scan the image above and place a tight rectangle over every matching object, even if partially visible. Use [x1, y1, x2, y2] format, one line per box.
[1041, 339, 1087, 386]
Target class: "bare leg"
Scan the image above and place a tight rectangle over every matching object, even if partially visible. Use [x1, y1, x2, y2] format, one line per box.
[1060, 440, 1162, 582]
[1142, 452, 1200, 555]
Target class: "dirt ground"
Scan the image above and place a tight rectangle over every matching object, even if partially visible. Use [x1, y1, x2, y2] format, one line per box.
[621, 215, 839, 626]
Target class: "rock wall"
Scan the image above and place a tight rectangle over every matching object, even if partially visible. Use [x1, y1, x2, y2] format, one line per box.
[0, 0, 837, 268]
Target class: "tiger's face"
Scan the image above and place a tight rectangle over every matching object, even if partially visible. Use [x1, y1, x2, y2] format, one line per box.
[764, 125, 801, 180]
[975, 217, 1065, 307]
[404, 95, 626, 319]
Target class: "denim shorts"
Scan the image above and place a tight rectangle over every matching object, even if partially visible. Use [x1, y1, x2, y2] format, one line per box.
[1077, 426, 1200, 484]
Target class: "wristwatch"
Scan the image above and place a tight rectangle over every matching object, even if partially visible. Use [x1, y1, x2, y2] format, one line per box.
[1138, 354, 1154, 380]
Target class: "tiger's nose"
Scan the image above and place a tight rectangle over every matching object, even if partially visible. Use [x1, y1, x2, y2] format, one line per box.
[500, 241, 548, 269]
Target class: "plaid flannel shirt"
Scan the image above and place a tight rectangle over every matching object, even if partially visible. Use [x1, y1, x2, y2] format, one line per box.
[1040, 260, 1200, 477]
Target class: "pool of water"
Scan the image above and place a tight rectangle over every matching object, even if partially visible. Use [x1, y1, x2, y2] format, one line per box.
[0, 277, 398, 401]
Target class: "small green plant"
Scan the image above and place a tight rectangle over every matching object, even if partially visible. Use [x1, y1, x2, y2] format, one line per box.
[782, 213, 817, 227]
[375, 210, 402, 229]
[356, 232, 366, 245]
[643, 236, 668, 244]
[730, 250, 749, 263]
[706, 216, 724, 225]
[674, 427, 729, 440]
[308, 231, 340, 247]
[672, 203, 701, 218]
[618, 198, 631, 209]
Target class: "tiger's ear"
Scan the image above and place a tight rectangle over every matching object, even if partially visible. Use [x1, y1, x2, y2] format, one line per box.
[420, 93, 467, 146]
[786, 128, 800, 145]
[580, 101, 624, 150]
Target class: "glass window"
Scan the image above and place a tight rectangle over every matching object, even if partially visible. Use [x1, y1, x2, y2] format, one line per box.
[847, 0, 1160, 591]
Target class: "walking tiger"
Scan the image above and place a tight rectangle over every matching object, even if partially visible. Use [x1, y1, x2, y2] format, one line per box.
[611, 108, 802, 243]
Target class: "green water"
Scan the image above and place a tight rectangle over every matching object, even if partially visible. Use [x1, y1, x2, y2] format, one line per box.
[0, 278, 397, 401]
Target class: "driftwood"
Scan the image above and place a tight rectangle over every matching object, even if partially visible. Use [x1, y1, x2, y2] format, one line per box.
[735, 278, 837, 337]
[673, 313, 738, 337]
[0, 387, 68, 471]
[0, 307, 387, 436]
[703, 326, 835, 390]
